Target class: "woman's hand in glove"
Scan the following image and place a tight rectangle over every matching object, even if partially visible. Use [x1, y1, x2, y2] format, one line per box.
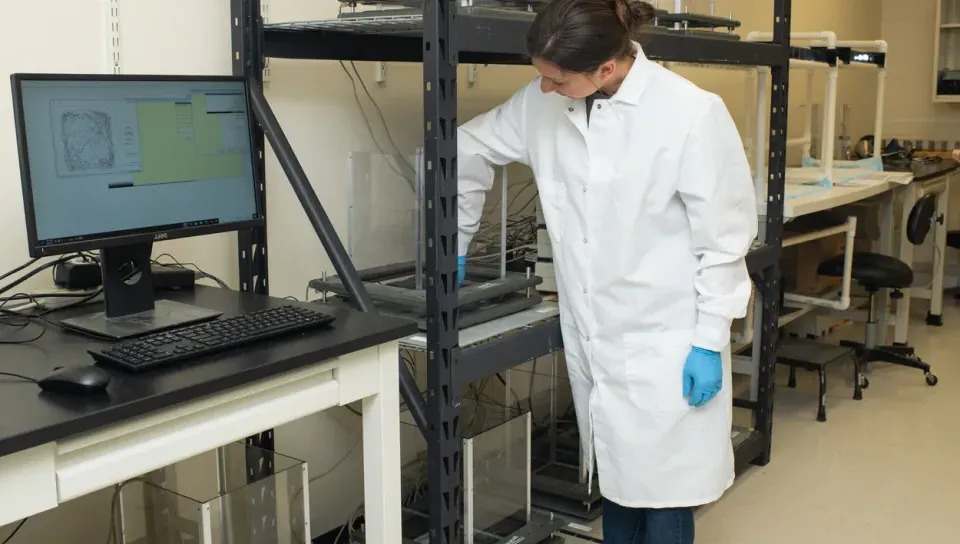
[682, 347, 722, 407]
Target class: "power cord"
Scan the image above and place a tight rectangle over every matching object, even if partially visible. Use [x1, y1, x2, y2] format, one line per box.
[0, 290, 104, 345]
[0, 259, 39, 283]
[337, 60, 416, 191]
[1, 519, 26, 544]
[0, 372, 38, 384]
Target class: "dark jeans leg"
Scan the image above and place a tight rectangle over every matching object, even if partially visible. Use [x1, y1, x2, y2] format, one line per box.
[643, 506, 695, 544]
[602, 499, 645, 544]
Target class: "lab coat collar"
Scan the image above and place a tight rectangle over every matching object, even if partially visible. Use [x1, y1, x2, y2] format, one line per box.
[608, 41, 650, 106]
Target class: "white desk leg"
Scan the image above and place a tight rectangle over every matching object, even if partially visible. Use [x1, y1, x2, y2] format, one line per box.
[362, 342, 402, 544]
[894, 185, 918, 345]
[877, 190, 896, 347]
[929, 177, 950, 326]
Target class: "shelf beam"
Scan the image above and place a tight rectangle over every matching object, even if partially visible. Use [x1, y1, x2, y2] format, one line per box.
[264, 18, 787, 67]
[423, 0, 463, 541]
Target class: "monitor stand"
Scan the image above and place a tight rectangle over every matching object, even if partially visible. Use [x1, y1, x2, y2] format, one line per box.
[60, 243, 223, 340]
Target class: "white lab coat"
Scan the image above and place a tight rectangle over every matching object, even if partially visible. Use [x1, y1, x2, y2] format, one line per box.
[456, 43, 757, 508]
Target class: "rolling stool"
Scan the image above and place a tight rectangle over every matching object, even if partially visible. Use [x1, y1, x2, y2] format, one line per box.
[817, 193, 940, 399]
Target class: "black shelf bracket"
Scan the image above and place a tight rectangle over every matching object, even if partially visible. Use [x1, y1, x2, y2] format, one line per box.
[423, 0, 463, 540]
[232, 0, 269, 295]
[753, 0, 792, 468]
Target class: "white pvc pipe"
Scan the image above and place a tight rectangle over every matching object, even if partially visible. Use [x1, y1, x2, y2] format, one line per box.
[782, 223, 852, 247]
[821, 67, 839, 183]
[875, 68, 886, 157]
[747, 30, 838, 48]
[500, 166, 508, 278]
[841, 62, 882, 70]
[789, 59, 833, 70]
[754, 68, 769, 200]
[803, 70, 814, 160]
[783, 216, 858, 311]
[744, 70, 756, 163]
[674, 0, 682, 30]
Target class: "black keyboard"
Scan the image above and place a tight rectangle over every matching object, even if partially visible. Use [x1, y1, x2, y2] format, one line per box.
[88, 305, 336, 372]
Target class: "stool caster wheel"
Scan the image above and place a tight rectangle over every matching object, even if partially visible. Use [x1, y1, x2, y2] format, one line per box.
[817, 408, 826, 422]
[926, 373, 939, 386]
[862, 378, 870, 389]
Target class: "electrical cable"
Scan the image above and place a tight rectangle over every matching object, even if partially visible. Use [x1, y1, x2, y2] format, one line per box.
[1, 519, 27, 544]
[0, 372, 38, 383]
[0, 294, 48, 345]
[0, 257, 71, 297]
[103, 478, 185, 544]
[308, 439, 360, 484]
[348, 61, 416, 177]
[338, 61, 416, 191]
[0, 259, 39, 283]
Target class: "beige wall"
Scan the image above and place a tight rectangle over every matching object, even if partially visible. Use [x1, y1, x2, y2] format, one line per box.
[674, 0, 883, 163]
[882, 0, 960, 144]
[881, 0, 960, 265]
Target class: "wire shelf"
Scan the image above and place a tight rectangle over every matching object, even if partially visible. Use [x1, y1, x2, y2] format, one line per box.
[268, 13, 425, 36]
[267, 5, 544, 36]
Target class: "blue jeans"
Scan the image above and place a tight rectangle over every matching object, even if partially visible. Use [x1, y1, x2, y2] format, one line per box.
[602, 499, 695, 544]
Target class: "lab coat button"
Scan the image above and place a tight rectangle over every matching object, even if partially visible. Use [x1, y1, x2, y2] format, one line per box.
[586, 336, 591, 342]
[568, 107, 574, 112]
[583, 238, 588, 243]
[582, 186, 587, 193]
[583, 288, 587, 294]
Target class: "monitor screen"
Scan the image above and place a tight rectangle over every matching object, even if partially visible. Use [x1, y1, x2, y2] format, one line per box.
[13, 75, 263, 255]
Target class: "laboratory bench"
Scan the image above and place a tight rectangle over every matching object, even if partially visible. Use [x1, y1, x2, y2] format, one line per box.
[0, 285, 417, 543]
[766, 158, 959, 420]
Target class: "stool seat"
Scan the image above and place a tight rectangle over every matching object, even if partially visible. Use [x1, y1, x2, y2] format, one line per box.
[948, 230, 960, 250]
[818, 252, 913, 290]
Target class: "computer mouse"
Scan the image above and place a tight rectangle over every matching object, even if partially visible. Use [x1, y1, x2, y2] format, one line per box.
[37, 365, 111, 395]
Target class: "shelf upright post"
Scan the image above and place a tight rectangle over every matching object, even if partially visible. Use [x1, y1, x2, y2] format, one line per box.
[423, 0, 462, 538]
[754, 0, 792, 467]
[232, 0, 269, 296]
[231, 1, 278, 541]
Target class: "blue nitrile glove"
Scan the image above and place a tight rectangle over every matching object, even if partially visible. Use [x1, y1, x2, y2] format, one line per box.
[458, 256, 467, 286]
[682, 347, 722, 408]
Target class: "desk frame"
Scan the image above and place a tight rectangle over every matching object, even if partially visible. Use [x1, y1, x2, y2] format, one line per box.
[892, 173, 954, 345]
[0, 342, 402, 543]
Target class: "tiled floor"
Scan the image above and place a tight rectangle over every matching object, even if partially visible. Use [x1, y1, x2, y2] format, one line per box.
[558, 304, 960, 544]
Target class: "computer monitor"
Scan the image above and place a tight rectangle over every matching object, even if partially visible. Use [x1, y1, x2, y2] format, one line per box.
[11, 74, 264, 339]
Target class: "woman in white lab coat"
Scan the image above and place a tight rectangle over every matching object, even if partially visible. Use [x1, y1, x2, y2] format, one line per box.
[456, 0, 758, 541]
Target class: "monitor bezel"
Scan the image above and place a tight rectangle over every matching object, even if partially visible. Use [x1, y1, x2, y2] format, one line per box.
[10, 73, 266, 258]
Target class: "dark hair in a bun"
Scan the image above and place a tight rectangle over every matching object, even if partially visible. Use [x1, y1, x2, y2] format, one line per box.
[527, 0, 656, 73]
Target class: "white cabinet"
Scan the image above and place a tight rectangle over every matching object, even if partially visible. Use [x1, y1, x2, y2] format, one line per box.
[934, 0, 960, 101]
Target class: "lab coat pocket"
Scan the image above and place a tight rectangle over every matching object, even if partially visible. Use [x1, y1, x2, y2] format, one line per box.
[622, 330, 694, 413]
[540, 183, 566, 241]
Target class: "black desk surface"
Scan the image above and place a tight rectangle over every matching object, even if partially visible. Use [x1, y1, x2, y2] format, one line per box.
[0, 286, 417, 458]
[884, 158, 960, 182]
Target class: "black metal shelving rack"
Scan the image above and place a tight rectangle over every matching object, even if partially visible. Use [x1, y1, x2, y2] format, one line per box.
[230, 0, 791, 542]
